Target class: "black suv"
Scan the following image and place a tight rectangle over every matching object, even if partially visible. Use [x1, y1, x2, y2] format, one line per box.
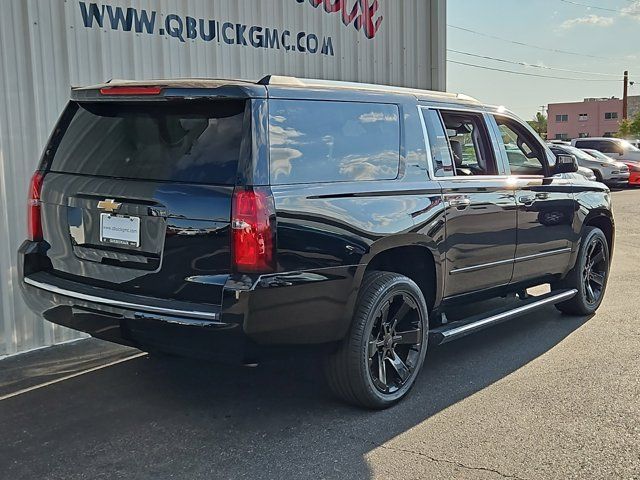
[20, 76, 614, 409]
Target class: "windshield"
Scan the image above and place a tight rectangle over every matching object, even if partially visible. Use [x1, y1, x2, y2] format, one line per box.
[560, 145, 599, 162]
[619, 140, 640, 152]
[584, 149, 614, 162]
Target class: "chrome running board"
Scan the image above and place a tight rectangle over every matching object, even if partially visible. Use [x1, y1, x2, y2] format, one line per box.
[430, 289, 578, 345]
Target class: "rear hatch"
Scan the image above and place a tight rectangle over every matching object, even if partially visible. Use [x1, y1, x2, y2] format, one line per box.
[38, 98, 249, 305]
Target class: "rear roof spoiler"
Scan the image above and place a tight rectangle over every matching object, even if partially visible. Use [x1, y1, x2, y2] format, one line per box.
[71, 79, 267, 101]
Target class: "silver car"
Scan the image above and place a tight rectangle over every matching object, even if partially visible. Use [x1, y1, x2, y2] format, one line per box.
[549, 144, 629, 186]
[572, 137, 640, 163]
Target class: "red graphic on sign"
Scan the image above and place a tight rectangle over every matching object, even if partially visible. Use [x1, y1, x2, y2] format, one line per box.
[298, 0, 383, 39]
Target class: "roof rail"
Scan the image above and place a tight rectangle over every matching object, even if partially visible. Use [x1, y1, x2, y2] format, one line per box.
[256, 75, 480, 103]
[258, 75, 307, 86]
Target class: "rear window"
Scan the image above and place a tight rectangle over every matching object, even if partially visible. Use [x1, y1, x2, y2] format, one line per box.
[48, 100, 247, 184]
[268, 100, 400, 185]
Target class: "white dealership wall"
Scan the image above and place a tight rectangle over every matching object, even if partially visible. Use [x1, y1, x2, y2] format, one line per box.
[0, 0, 446, 356]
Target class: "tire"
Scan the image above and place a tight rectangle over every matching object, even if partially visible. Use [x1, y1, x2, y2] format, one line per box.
[594, 170, 604, 183]
[324, 271, 429, 409]
[554, 227, 610, 315]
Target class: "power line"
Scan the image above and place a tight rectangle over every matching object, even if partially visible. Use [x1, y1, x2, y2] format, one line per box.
[448, 24, 617, 61]
[558, 0, 640, 15]
[448, 60, 624, 82]
[448, 49, 629, 77]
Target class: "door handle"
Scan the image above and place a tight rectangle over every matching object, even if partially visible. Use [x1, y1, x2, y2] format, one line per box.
[519, 193, 548, 205]
[519, 195, 535, 205]
[448, 196, 471, 209]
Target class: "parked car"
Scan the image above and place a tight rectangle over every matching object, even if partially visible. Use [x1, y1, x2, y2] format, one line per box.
[509, 144, 596, 181]
[581, 148, 640, 186]
[19, 77, 614, 409]
[621, 161, 640, 186]
[572, 137, 640, 162]
[549, 144, 629, 186]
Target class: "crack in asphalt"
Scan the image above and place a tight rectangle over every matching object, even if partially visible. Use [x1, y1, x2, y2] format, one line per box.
[360, 436, 528, 480]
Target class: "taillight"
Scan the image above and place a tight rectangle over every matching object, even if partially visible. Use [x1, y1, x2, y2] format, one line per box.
[231, 187, 276, 273]
[27, 171, 44, 241]
[99, 86, 163, 96]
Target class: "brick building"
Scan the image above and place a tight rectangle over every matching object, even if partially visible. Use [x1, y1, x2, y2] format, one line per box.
[629, 96, 640, 119]
[547, 97, 623, 141]
[547, 96, 640, 141]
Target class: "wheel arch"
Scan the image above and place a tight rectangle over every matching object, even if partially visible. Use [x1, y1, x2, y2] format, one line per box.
[592, 169, 604, 181]
[351, 235, 444, 318]
[583, 210, 615, 259]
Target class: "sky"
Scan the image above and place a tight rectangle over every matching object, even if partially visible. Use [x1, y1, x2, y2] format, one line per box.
[447, 0, 640, 120]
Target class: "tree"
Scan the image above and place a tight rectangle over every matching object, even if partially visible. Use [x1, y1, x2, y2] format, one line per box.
[631, 112, 640, 137]
[528, 111, 547, 138]
[618, 112, 640, 138]
[618, 119, 633, 138]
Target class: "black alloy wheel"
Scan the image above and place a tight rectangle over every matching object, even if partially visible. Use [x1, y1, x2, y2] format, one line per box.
[367, 293, 423, 394]
[582, 235, 608, 306]
[554, 226, 610, 315]
[324, 271, 429, 409]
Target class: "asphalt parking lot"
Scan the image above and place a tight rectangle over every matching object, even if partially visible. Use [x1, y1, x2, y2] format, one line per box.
[1, 189, 639, 480]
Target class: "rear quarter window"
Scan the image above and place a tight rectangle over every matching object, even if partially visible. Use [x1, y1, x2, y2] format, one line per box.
[48, 100, 247, 185]
[268, 100, 400, 185]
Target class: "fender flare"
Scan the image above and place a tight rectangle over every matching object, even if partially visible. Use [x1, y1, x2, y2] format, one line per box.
[567, 209, 615, 272]
[342, 234, 445, 332]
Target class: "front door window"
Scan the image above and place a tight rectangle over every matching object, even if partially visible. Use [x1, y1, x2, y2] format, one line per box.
[494, 117, 547, 176]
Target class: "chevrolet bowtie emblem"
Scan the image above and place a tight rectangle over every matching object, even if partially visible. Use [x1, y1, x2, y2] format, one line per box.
[97, 199, 122, 213]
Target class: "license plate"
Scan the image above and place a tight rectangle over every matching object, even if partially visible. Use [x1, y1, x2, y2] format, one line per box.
[100, 214, 140, 247]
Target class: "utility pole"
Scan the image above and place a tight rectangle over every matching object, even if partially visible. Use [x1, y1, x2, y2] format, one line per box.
[623, 70, 629, 120]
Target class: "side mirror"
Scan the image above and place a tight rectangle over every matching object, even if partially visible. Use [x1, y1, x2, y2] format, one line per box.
[555, 154, 579, 174]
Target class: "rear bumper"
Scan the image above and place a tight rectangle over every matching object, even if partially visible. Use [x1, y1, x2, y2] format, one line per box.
[19, 241, 360, 362]
[23, 273, 221, 323]
[20, 270, 249, 363]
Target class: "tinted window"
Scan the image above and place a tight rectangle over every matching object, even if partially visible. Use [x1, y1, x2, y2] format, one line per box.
[269, 100, 400, 184]
[50, 101, 247, 184]
[422, 109, 454, 177]
[602, 142, 623, 154]
[576, 140, 620, 154]
[574, 140, 595, 149]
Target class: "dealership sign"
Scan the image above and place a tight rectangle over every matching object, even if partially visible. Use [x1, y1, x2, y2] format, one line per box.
[296, 0, 383, 39]
[78, 1, 384, 57]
